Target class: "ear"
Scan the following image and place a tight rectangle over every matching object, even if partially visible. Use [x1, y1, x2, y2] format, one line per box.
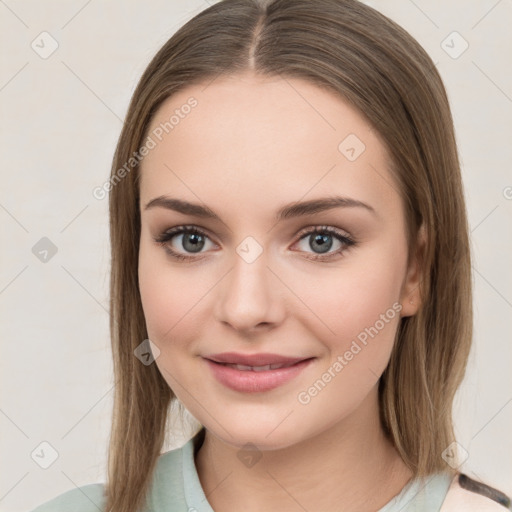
[399, 223, 427, 318]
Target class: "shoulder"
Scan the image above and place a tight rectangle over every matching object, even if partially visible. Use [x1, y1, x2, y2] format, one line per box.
[151, 428, 205, 489]
[150, 441, 187, 492]
[144, 437, 192, 507]
[145, 429, 206, 509]
[27, 449, 183, 512]
[28, 432, 200, 512]
[28, 483, 106, 512]
[440, 473, 511, 512]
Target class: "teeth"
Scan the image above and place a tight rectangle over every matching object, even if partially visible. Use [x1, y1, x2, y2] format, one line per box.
[252, 364, 271, 372]
[223, 362, 296, 371]
[234, 364, 254, 371]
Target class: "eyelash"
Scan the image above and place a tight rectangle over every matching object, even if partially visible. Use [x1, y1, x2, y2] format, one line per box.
[153, 224, 356, 262]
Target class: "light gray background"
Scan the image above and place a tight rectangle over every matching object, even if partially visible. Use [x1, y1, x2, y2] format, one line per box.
[1, 1, 511, 511]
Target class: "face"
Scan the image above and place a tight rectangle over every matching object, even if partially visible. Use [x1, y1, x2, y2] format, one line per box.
[138, 71, 422, 450]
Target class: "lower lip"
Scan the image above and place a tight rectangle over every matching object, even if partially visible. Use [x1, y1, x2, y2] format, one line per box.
[204, 358, 315, 393]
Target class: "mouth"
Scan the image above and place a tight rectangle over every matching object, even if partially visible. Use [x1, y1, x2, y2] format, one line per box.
[203, 355, 316, 393]
[210, 361, 303, 371]
[204, 351, 312, 367]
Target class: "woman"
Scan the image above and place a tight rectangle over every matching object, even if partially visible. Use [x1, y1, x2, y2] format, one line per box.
[30, 0, 511, 510]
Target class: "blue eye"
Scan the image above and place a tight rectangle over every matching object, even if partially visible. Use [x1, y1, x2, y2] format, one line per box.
[294, 226, 355, 261]
[153, 225, 356, 262]
[153, 225, 214, 261]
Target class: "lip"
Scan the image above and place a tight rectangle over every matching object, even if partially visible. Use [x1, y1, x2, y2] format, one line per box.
[203, 354, 315, 393]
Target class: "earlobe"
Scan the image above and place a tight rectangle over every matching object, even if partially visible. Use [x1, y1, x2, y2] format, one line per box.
[400, 223, 427, 317]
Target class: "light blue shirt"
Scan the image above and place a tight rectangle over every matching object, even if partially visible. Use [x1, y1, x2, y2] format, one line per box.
[29, 427, 454, 511]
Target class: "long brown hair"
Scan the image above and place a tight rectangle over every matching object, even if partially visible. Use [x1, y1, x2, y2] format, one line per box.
[106, 0, 472, 510]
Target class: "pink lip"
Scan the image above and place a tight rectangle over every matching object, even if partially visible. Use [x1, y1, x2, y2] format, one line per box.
[203, 355, 315, 393]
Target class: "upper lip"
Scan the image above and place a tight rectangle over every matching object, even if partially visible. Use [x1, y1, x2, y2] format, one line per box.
[205, 352, 312, 366]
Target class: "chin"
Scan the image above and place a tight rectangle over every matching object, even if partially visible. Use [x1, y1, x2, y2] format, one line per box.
[200, 413, 312, 451]
[224, 429, 301, 451]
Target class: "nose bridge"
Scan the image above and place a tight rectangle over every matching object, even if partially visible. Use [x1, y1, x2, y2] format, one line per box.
[215, 237, 282, 331]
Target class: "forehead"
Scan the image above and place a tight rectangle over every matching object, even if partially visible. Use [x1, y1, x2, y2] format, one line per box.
[139, 72, 399, 221]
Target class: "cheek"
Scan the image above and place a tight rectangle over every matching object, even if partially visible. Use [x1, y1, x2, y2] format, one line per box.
[138, 245, 190, 345]
[293, 275, 403, 424]
[285, 250, 405, 397]
[138, 254, 208, 396]
[138, 243, 216, 358]
[290, 255, 404, 344]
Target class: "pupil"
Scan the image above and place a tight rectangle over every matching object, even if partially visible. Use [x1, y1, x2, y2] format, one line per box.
[184, 233, 204, 253]
[311, 233, 332, 254]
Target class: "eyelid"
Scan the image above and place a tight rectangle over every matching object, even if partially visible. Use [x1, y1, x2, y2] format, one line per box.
[295, 224, 354, 242]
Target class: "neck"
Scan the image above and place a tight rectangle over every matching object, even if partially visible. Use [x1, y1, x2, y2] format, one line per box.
[195, 385, 414, 512]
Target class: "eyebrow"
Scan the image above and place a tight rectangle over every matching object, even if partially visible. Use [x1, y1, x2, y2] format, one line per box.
[144, 195, 376, 221]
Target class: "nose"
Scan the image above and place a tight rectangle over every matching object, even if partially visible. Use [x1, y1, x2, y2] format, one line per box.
[215, 247, 285, 334]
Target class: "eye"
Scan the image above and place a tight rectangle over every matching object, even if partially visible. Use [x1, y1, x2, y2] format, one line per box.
[153, 225, 215, 261]
[293, 226, 356, 261]
[153, 224, 356, 262]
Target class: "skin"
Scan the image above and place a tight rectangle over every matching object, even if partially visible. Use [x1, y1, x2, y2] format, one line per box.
[138, 70, 425, 512]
